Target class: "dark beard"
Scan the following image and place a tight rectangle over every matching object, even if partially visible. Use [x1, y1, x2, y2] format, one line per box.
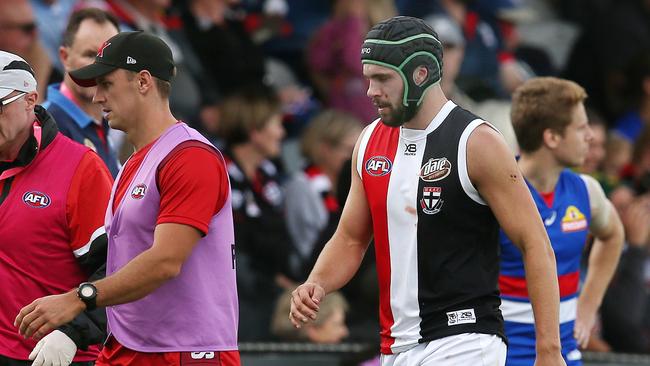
[380, 103, 407, 127]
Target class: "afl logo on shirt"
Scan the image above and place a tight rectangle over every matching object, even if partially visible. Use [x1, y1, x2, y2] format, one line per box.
[420, 157, 451, 182]
[131, 184, 147, 199]
[22, 191, 51, 208]
[365, 156, 392, 176]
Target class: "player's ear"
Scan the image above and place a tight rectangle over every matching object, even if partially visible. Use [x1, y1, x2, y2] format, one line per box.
[543, 128, 561, 149]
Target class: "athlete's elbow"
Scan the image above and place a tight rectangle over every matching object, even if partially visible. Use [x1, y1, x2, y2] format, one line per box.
[157, 260, 183, 280]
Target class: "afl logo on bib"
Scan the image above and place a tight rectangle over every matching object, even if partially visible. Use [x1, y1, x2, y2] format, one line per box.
[420, 157, 451, 182]
[22, 191, 51, 208]
[365, 156, 392, 176]
[131, 184, 147, 199]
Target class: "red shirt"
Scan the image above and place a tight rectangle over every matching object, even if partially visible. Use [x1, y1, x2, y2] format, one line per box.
[113, 140, 229, 235]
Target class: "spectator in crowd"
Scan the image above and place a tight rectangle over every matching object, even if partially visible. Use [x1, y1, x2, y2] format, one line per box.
[611, 127, 650, 207]
[599, 131, 633, 197]
[579, 109, 608, 176]
[284, 109, 362, 280]
[0, 51, 111, 366]
[30, 0, 78, 78]
[103, 0, 219, 127]
[272, 288, 349, 344]
[218, 86, 292, 341]
[307, 0, 394, 123]
[614, 51, 650, 142]
[565, 0, 650, 122]
[426, 13, 518, 153]
[15, 31, 240, 366]
[501, 77, 624, 366]
[433, 0, 524, 100]
[292, 16, 566, 366]
[43, 8, 121, 177]
[178, 0, 267, 98]
[0, 0, 52, 100]
[600, 194, 650, 353]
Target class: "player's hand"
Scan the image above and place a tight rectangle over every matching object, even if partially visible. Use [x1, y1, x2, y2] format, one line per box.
[574, 301, 597, 349]
[29, 329, 77, 366]
[15, 291, 85, 340]
[289, 282, 325, 328]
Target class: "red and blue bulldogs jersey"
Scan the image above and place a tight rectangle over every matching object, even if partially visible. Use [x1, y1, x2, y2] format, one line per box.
[499, 169, 591, 366]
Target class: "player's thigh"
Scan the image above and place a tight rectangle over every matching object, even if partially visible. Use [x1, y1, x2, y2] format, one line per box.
[421, 333, 506, 366]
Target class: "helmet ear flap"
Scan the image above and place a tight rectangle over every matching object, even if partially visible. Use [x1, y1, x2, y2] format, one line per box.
[401, 53, 441, 107]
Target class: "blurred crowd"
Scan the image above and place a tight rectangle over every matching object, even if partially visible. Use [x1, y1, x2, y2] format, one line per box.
[8, 0, 650, 355]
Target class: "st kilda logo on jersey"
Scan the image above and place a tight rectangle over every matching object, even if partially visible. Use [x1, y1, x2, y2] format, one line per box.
[22, 191, 51, 208]
[131, 184, 147, 199]
[421, 186, 443, 215]
[420, 157, 451, 182]
[365, 156, 392, 176]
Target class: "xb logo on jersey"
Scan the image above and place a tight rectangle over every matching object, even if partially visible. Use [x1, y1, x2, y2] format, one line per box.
[22, 191, 51, 208]
[404, 143, 417, 156]
[131, 184, 147, 199]
[365, 156, 392, 176]
[420, 157, 451, 182]
[421, 186, 444, 215]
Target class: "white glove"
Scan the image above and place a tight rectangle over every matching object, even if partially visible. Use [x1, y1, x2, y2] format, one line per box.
[29, 330, 77, 366]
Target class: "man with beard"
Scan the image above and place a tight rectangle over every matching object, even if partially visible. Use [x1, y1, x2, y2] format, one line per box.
[43, 8, 120, 176]
[290, 16, 567, 366]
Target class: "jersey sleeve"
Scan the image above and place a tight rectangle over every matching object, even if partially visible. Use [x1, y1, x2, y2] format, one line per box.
[156, 143, 229, 235]
[66, 151, 113, 257]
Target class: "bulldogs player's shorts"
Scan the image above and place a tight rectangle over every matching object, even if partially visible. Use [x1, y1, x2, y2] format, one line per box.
[380, 333, 506, 366]
[96, 336, 240, 366]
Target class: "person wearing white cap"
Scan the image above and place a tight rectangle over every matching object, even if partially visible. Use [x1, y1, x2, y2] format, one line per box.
[0, 50, 113, 366]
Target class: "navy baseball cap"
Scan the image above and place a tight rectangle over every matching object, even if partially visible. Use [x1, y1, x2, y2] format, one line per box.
[70, 31, 175, 87]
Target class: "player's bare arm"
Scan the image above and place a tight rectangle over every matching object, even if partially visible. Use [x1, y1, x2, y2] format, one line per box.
[290, 131, 373, 328]
[467, 124, 565, 365]
[16, 222, 201, 338]
[574, 175, 624, 348]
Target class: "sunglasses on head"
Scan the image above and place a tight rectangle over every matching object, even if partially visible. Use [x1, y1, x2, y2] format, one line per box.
[0, 92, 27, 115]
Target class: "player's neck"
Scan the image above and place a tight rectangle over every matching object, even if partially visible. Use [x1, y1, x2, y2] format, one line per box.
[127, 103, 177, 151]
[402, 87, 448, 130]
[518, 152, 563, 193]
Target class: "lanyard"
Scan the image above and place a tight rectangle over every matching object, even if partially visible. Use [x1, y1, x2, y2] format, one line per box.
[0, 122, 43, 181]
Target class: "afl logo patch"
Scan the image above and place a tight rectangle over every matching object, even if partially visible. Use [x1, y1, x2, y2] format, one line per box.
[131, 184, 147, 199]
[23, 191, 51, 208]
[365, 156, 392, 176]
[420, 157, 451, 182]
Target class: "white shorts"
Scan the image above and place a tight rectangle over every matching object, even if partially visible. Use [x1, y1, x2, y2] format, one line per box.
[380, 333, 506, 366]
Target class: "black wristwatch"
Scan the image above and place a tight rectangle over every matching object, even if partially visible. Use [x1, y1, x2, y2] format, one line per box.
[77, 282, 98, 311]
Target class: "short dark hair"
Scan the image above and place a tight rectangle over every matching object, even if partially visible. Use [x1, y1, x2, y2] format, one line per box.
[154, 74, 173, 99]
[61, 8, 120, 48]
[125, 68, 176, 99]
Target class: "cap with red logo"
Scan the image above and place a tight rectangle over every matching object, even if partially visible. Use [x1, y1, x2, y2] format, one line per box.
[70, 31, 175, 87]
